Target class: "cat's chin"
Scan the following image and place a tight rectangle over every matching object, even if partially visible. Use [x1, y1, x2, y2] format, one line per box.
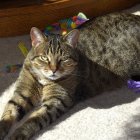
[38, 76, 60, 85]
[47, 75, 60, 81]
[46, 74, 69, 82]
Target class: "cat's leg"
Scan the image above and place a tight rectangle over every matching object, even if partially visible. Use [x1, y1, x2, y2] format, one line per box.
[10, 87, 73, 140]
[0, 87, 40, 140]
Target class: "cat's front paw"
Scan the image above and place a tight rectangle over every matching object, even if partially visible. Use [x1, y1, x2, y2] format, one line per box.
[0, 120, 10, 140]
[10, 129, 28, 140]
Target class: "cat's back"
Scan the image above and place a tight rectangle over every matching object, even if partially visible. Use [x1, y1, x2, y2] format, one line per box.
[78, 13, 140, 77]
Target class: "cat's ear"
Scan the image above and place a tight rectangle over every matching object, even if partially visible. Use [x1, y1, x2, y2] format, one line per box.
[63, 29, 80, 47]
[30, 27, 45, 47]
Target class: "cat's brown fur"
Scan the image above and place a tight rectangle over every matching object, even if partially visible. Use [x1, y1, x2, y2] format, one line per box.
[0, 13, 140, 140]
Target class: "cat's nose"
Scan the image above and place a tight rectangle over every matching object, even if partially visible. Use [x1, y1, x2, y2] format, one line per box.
[50, 65, 57, 74]
[52, 69, 57, 74]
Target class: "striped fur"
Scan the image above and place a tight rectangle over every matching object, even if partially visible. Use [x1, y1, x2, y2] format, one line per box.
[0, 13, 140, 140]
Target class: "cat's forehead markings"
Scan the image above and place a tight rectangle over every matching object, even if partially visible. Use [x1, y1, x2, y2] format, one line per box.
[47, 36, 62, 54]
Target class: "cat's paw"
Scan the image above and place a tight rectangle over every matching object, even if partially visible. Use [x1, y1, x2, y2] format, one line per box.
[0, 121, 10, 140]
[10, 130, 28, 140]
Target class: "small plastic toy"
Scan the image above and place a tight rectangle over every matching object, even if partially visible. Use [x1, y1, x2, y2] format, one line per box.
[127, 79, 140, 93]
[0, 64, 23, 76]
[4, 64, 23, 73]
[44, 12, 89, 36]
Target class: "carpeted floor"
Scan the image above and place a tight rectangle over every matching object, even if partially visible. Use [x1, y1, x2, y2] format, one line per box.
[0, 4, 140, 140]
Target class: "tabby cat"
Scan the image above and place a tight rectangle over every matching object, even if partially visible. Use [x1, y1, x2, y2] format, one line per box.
[0, 13, 140, 140]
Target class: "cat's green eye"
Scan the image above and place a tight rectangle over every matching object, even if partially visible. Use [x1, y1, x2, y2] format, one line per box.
[39, 56, 48, 61]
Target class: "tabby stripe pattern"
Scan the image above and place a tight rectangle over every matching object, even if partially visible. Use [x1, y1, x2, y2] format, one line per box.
[8, 100, 26, 120]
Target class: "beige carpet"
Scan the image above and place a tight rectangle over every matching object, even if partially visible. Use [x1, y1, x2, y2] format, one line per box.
[0, 4, 140, 140]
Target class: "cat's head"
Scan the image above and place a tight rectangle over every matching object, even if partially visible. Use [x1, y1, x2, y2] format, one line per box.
[29, 27, 80, 82]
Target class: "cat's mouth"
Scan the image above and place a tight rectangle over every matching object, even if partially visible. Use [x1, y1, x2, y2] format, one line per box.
[47, 73, 70, 81]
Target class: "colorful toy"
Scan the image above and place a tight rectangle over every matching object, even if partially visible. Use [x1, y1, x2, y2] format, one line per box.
[4, 64, 23, 73]
[0, 64, 23, 76]
[127, 79, 140, 93]
[44, 12, 89, 36]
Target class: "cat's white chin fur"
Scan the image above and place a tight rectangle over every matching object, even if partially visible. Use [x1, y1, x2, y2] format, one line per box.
[47, 76, 59, 81]
[41, 70, 61, 80]
[30, 67, 62, 85]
